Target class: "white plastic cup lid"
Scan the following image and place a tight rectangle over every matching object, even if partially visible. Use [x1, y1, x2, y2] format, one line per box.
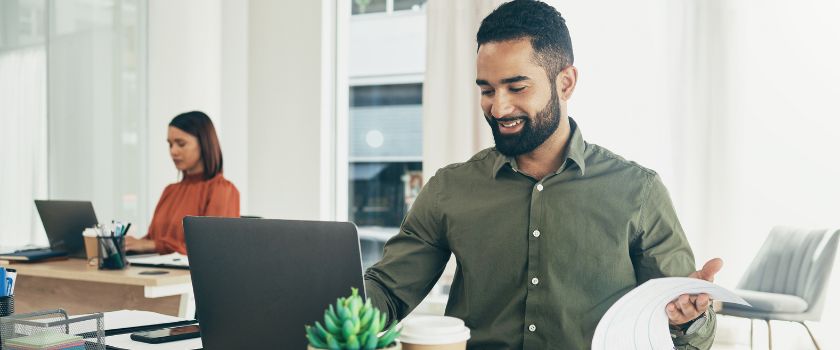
[398, 316, 471, 345]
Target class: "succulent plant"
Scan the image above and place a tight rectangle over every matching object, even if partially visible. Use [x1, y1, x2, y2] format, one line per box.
[306, 288, 400, 350]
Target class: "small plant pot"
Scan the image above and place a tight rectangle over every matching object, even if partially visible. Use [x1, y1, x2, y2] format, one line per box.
[307, 340, 401, 350]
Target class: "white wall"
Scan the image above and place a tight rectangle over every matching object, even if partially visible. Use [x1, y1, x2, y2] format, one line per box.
[247, 0, 329, 220]
[221, 0, 250, 215]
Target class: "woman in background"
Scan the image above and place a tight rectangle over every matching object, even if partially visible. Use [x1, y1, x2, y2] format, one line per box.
[126, 111, 239, 254]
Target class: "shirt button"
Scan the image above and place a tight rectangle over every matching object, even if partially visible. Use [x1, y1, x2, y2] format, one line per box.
[536, 184, 544, 191]
[531, 277, 539, 285]
[532, 230, 540, 238]
[528, 324, 536, 332]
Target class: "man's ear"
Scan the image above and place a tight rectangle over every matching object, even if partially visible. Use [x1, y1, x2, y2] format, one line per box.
[556, 65, 578, 101]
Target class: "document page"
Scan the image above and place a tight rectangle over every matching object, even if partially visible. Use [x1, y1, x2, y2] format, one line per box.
[127, 252, 189, 267]
[592, 277, 749, 350]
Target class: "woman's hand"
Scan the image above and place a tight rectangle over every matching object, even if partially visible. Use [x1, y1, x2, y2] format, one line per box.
[125, 236, 156, 253]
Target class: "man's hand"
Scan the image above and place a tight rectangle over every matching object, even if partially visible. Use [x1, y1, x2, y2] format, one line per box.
[666, 258, 723, 326]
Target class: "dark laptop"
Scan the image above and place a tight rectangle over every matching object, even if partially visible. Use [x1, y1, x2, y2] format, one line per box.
[34, 200, 98, 259]
[184, 217, 365, 349]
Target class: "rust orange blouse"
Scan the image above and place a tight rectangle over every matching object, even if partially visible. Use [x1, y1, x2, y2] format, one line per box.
[146, 173, 240, 254]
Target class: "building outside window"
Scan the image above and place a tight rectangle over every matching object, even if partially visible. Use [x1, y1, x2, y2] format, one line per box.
[352, 0, 426, 15]
[349, 83, 422, 229]
[346, 0, 426, 270]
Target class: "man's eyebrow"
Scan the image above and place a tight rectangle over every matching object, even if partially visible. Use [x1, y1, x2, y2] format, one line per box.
[500, 75, 530, 84]
[475, 76, 531, 86]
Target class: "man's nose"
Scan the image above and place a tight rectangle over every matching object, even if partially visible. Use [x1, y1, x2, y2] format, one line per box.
[491, 92, 515, 119]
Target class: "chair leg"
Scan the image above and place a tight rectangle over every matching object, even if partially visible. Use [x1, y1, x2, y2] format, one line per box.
[749, 319, 754, 349]
[799, 321, 821, 350]
[766, 319, 772, 350]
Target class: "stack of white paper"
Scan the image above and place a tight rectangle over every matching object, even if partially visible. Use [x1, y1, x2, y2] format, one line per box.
[592, 277, 750, 350]
[104, 310, 189, 330]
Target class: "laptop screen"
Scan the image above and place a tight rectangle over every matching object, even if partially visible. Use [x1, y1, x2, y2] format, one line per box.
[184, 217, 365, 349]
[34, 200, 98, 258]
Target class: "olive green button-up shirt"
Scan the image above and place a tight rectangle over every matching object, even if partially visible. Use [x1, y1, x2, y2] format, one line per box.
[365, 118, 716, 349]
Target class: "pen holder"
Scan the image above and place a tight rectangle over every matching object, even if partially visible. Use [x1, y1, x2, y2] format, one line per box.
[0, 296, 12, 345]
[0, 296, 13, 317]
[97, 236, 127, 270]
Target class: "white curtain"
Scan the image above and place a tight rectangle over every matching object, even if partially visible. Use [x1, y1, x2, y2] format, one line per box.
[0, 47, 48, 247]
[422, 0, 501, 181]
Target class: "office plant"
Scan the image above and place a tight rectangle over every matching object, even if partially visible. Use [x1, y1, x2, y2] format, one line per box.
[306, 288, 401, 350]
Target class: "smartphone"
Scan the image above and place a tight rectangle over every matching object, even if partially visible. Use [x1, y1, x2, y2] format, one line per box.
[130, 324, 201, 344]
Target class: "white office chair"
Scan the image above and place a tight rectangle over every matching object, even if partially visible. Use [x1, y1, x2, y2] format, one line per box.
[720, 226, 840, 349]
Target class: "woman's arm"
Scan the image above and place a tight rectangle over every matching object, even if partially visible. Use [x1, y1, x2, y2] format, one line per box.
[125, 236, 156, 253]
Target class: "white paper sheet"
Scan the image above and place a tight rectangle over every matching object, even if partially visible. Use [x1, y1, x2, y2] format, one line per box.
[592, 277, 750, 350]
[127, 253, 189, 267]
[106, 333, 202, 350]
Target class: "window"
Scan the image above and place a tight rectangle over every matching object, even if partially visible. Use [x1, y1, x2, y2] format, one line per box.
[346, 3, 426, 269]
[351, 0, 426, 15]
[351, 0, 386, 15]
[0, 0, 147, 248]
[393, 0, 425, 12]
[0, 0, 48, 248]
[47, 0, 148, 231]
[349, 83, 423, 229]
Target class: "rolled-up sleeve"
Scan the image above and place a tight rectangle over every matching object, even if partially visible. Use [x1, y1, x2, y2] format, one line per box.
[631, 174, 717, 349]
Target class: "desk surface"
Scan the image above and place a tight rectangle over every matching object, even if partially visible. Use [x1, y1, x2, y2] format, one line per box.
[1, 258, 191, 287]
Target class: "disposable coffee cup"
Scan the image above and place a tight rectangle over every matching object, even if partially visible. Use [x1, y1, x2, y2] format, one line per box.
[399, 316, 470, 350]
[82, 228, 99, 266]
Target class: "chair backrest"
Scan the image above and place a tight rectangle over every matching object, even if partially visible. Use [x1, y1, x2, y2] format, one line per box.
[737, 226, 840, 319]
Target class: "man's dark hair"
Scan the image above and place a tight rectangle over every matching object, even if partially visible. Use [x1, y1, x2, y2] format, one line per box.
[477, 0, 573, 81]
[169, 111, 224, 180]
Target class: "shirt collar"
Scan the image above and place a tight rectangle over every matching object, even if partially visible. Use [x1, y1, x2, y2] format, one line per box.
[491, 117, 587, 178]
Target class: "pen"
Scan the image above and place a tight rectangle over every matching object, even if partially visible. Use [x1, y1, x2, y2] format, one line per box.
[122, 223, 132, 237]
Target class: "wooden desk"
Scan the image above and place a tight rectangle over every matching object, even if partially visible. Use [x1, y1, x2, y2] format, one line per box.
[1, 259, 193, 318]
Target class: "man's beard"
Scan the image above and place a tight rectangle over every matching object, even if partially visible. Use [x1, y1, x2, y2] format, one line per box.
[485, 88, 561, 157]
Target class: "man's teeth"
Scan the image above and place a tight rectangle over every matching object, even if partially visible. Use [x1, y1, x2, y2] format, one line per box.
[501, 120, 522, 128]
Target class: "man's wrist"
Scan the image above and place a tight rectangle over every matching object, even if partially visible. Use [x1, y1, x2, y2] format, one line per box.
[670, 310, 708, 336]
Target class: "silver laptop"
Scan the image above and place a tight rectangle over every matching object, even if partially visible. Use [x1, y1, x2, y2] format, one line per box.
[183, 216, 366, 349]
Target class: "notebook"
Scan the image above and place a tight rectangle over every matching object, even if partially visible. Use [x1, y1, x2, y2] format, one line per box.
[0, 249, 68, 262]
[4, 332, 83, 349]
